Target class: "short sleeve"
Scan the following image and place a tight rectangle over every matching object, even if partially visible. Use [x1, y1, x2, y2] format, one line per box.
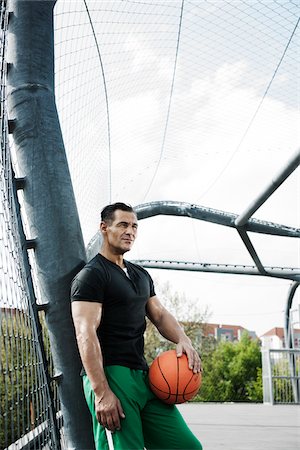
[70, 267, 105, 303]
[147, 271, 156, 298]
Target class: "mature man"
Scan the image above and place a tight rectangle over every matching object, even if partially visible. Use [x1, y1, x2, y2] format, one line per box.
[71, 202, 202, 450]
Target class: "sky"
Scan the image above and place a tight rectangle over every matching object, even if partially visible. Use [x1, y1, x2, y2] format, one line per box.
[52, 0, 300, 338]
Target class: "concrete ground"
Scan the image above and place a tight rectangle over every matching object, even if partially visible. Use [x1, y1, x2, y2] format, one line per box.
[177, 403, 300, 450]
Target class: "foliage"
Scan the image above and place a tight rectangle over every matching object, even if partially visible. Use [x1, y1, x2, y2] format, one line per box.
[246, 366, 263, 402]
[1, 310, 32, 449]
[195, 332, 263, 402]
[0, 310, 55, 449]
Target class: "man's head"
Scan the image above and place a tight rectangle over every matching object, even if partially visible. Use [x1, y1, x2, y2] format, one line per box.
[100, 202, 138, 255]
[101, 202, 135, 224]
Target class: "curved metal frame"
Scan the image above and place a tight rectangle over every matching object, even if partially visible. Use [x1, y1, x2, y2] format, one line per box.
[133, 148, 300, 346]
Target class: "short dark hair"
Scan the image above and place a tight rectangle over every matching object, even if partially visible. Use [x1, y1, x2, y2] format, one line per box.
[101, 202, 135, 223]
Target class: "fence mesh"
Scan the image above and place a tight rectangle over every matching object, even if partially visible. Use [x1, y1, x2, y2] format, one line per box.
[0, 1, 62, 448]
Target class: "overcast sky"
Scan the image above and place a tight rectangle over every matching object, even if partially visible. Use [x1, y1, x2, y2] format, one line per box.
[53, 0, 300, 337]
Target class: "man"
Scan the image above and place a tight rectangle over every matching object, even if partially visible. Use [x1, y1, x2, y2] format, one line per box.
[71, 202, 203, 450]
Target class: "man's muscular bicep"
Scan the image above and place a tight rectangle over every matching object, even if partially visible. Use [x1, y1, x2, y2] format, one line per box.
[71, 301, 102, 336]
[146, 295, 165, 326]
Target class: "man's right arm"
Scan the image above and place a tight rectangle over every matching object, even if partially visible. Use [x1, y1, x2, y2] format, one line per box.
[71, 301, 125, 432]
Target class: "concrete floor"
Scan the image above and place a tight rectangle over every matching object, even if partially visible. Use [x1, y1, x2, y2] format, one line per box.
[177, 403, 300, 450]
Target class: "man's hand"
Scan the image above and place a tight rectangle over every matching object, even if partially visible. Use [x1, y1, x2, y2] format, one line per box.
[176, 340, 202, 374]
[95, 388, 125, 432]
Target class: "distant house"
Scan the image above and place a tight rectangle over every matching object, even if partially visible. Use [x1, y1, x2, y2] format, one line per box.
[260, 327, 300, 349]
[202, 323, 257, 342]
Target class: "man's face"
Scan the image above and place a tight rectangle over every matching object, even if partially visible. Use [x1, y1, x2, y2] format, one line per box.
[101, 210, 138, 255]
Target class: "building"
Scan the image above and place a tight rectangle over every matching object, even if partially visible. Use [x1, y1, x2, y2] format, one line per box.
[202, 323, 257, 342]
[260, 327, 300, 349]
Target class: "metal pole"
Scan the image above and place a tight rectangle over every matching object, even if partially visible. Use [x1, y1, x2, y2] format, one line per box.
[284, 282, 299, 348]
[284, 282, 300, 403]
[236, 229, 266, 274]
[132, 259, 300, 281]
[134, 200, 300, 237]
[268, 351, 274, 405]
[7, 2, 94, 448]
[235, 148, 300, 227]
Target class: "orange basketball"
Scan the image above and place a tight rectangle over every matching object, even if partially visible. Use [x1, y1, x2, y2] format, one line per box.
[148, 349, 202, 404]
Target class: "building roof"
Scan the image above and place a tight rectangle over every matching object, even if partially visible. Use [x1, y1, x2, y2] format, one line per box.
[203, 323, 247, 339]
[261, 327, 300, 339]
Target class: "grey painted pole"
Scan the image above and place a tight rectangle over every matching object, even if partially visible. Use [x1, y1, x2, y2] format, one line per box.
[7, 2, 94, 449]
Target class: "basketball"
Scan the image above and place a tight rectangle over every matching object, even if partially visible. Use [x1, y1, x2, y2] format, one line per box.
[148, 349, 202, 404]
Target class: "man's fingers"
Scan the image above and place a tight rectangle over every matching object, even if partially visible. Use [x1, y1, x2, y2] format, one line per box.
[176, 342, 183, 357]
[193, 355, 202, 373]
[99, 412, 117, 432]
[188, 352, 196, 371]
[117, 400, 126, 419]
[188, 350, 201, 373]
[177, 344, 202, 373]
[107, 413, 119, 432]
[98, 405, 125, 432]
[99, 412, 106, 427]
[95, 391, 125, 431]
[112, 411, 122, 431]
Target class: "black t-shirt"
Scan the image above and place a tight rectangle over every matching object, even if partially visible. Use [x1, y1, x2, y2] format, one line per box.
[70, 253, 156, 371]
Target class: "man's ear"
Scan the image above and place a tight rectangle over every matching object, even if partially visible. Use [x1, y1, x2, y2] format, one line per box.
[100, 221, 107, 233]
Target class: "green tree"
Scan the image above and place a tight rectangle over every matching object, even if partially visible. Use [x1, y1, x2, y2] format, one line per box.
[196, 332, 263, 402]
[246, 366, 263, 402]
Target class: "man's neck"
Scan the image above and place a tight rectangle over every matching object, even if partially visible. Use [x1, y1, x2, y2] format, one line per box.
[99, 248, 125, 268]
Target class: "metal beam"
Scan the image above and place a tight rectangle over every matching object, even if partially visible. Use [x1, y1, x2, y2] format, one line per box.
[235, 148, 300, 227]
[236, 229, 266, 275]
[135, 201, 300, 238]
[132, 259, 300, 281]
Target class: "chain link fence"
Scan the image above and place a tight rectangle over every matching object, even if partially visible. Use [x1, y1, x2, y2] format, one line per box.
[0, 1, 63, 448]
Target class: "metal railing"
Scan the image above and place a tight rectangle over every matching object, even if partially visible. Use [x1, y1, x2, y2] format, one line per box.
[262, 349, 300, 404]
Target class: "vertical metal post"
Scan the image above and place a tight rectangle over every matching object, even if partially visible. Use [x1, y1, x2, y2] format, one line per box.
[268, 351, 274, 405]
[284, 282, 299, 348]
[284, 282, 299, 403]
[262, 348, 274, 404]
[7, 2, 94, 449]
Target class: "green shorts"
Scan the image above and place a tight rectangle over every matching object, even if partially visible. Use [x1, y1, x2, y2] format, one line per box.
[83, 366, 202, 450]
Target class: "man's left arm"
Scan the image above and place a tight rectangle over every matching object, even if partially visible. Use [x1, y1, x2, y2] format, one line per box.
[146, 295, 202, 373]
